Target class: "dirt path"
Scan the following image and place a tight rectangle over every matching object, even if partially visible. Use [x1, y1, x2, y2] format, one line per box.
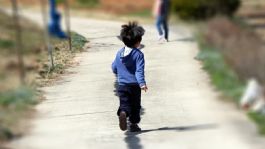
[6, 11, 265, 149]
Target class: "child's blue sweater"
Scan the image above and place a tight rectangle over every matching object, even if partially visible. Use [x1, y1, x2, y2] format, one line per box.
[112, 47, 146, 87]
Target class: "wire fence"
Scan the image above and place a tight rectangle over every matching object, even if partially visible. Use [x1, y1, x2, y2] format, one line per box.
[9, 0, 72, 85]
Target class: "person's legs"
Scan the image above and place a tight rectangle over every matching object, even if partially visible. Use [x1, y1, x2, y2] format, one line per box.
[162, 17, 169, 41]
[117, 85, 130, 131]
[117, 85, 131, 115]
[128, 85, 141, 132]
[156, 16, 163, 37]
[129, 85, 141, 124]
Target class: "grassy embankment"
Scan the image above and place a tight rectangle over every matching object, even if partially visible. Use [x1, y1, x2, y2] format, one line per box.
[196, 17, 265, 135]
[0, 11, 87, 143]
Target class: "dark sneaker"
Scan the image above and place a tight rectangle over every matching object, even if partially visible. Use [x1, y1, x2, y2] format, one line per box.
[119, 111, 127, 131]
[130, 124, 141, 132]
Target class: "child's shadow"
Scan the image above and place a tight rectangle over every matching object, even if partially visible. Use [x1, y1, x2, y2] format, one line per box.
[124, 123, 217, 149]
[138, 123, 217, 134]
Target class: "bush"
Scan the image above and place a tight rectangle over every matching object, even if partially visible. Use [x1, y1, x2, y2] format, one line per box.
[0, 87, 38, 141]
[198, 17, 265, 135]
[196, 35, 245, 101]
[0, 87, 37, 110]
[57, 0, 99, 7]
[203, 17, 265, 85]
[77, 0, 99, 7]
[172, 0, 241, 20]
[248, 112, 265, 135]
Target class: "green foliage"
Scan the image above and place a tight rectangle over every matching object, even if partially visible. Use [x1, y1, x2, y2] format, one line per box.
[56, 0, 64, 4]
[248, 112, 265, 135]
[196, 35, 245, 101]
[0, 87, 37, 108]
[127, 9, 152, 18]
[76, 0, 99, 8]
[171, 0, 241, 20]
[71, 32, 87, 51]
[197, 31, 265, 136]
[0, 87, 38, 141]
[0, 39, 14, 49]
[57, 0, 99, 7]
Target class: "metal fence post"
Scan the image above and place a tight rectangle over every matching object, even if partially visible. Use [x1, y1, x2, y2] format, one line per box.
[40, 0, 54, 70]
[11, 0, 25, 84]
[64, 0, 72, 51]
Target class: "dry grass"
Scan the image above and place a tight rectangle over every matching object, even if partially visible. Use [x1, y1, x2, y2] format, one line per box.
[198, 16, 265, 135]
[0, 10, 87, 143]
[204, 17, 265, 85]
[0, 8, 46, 89]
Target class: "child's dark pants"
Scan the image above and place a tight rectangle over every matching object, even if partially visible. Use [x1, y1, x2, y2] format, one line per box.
[117, 84, 141, 124]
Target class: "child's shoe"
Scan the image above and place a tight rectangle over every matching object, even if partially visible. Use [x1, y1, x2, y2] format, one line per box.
[130, 124, 141, 132]
[119, 111, 127, 131]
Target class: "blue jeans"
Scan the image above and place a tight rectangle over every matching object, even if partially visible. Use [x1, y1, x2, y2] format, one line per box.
[156, 15, 169, 40]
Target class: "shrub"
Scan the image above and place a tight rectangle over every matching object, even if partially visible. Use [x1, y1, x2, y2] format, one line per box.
[203, 17, 265, 85]
[172, 0, 241, 20]
[56, 0, 99, 7]
[196, 35, 245, 101]
[0, 87, 37, 109]
[197, 17, 265, 135]
[77, 0, 99, 7]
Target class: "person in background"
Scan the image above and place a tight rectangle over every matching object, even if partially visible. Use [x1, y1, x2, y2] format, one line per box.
[153, 0, 170, 42]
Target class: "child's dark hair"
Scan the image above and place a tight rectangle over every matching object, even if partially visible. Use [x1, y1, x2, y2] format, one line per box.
[120, 22, 145, 48]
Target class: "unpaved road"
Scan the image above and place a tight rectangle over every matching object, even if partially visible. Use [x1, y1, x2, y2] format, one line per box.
[6, 11, 265, 149]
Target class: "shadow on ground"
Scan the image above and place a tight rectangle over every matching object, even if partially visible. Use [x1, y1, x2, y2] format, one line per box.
[124, 123, 217, 149]
[137, 123, 217, 134]
[112, 61, 217, 149]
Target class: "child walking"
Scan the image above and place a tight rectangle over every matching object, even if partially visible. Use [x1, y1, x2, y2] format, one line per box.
[112, 22, 148, 132]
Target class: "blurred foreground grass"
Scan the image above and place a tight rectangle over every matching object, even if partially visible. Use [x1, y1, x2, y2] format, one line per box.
[249, 112, 265, 134]
[0, 11, 87, 143]
[196, 17, 265, 135]
[0, 87, 37, 141]
[196, 35, 245, 102]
